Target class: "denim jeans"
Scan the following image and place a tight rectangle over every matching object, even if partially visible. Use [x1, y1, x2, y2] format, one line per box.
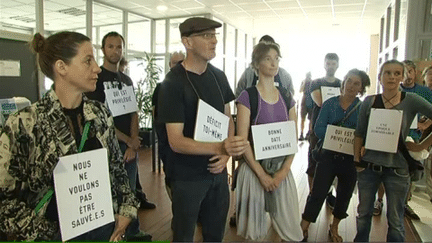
[354, 165, 410, 242]
[119, 142, 140, 236]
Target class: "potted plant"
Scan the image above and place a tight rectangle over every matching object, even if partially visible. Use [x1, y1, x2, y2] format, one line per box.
[135, 52, 162, 146]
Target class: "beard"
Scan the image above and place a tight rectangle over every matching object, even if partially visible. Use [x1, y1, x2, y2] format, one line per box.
[106, 55, 121, 65]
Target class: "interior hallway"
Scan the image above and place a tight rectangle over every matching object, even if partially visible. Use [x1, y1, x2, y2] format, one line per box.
[135, 141, 420, 242]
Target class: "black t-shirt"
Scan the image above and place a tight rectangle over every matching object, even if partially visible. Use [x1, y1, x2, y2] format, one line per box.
[86, 66, 134, 139]
[157, 64, 235, 181]
[310, 78, 342, 130]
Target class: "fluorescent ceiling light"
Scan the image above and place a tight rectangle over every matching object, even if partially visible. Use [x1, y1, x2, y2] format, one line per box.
[157, 5, 168, 11]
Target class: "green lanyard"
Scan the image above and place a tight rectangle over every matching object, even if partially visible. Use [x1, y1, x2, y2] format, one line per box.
[34, 122, 91, 214]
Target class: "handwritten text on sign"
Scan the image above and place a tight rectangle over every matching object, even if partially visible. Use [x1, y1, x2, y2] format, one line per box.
[194, 99, 229, 142]
[104, 84, 138, 117]
[251, 121, 298, 160]
[365, 108, 403, 153]
[321, 86, 341, 104]
[323, 125, 355, 155]
[53, 148, 114, 241]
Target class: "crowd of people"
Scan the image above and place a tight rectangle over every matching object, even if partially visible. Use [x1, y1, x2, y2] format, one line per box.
[1, 16, 432, 242]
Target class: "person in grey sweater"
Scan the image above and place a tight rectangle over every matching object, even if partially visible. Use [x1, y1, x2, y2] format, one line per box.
[235, 35, 294, 98]
[353, 60, 432, 242]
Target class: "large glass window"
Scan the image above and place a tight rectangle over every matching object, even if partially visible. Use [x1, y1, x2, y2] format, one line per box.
[169, 17, 187, 53]
[224, 24, 236, 90]
[236, 30, 246, 82]
[128, 13, 150, 53]
[212, 17, 224, 70]
[155, 20, 166, 53]
[93, 2, 123, 46]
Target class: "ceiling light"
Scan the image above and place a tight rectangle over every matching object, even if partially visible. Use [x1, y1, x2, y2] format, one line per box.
[157, 5, 168, 11]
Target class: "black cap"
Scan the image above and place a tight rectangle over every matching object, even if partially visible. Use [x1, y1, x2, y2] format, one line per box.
[179, 17, 222, 37]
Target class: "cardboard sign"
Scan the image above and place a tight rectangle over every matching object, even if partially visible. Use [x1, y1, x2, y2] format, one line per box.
[322, 125, 355, 155]
[321, 86, 341, 104]
[53, 148, 115, 241]
[104, 84, 138, 117]
[0, 60, 20, 77]
[194, 99, 229, 142]
[365, 108, 403, 153]
[251, 121, 298, 160]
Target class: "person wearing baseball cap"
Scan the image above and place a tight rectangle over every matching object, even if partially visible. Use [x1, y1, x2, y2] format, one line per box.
[156, 17, 248, 241]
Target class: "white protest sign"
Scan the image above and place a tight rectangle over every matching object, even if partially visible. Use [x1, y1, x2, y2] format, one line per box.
[365, 108, 403, 153]
[194, 99, 230, 142]
[321, 86, 341, 104]
[0, 60, 20, 77]
[322, 125, 355, 155]
[251, 121, 298, 160]
[104, 85, 138, 117]
[410, 114, 418, 129]
[53, 148, 114, 241]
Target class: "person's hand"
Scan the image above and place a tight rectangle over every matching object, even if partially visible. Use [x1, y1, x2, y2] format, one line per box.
[406, 141, 424, 152]
[127, 136, 141, 151]
[109, 214, 132, 242]
[123, 147, 137, 163]
[222, 136, 249, 156]
[208, 155, 229, 174]
[257, 173, 275, 192]
[270, 171, 285, 191]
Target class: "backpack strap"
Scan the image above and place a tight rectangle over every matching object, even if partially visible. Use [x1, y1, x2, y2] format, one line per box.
[245, 86, 259, 125]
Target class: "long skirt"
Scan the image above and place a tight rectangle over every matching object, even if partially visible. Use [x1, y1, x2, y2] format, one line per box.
[236, 162, 303, 241]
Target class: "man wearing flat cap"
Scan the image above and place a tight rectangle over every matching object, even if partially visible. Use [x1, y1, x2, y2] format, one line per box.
[157, 17, 248, 241]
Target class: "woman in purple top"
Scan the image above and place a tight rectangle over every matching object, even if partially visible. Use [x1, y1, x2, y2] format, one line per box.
[235, 42, 302, 241]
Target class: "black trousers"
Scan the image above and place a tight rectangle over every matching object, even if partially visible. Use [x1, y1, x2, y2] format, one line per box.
[302, 152, 357, 222]
[171, 173, 229, 242]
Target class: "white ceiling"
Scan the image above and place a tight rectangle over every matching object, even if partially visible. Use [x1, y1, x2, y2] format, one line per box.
[0, 0, 391, 37]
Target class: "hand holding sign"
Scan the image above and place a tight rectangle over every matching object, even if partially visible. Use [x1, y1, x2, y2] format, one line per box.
[222, 136, 249, 156]
[109, 214, 132, 242]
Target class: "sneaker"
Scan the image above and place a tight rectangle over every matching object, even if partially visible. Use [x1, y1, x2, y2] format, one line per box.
[373, 199, 383, 216]
[139, 199, 156, 210]
[126, 231, 152, 242]
[326, 193, 336, 210]
[405, 205, 420, 220]
[299, 134, 305, 141]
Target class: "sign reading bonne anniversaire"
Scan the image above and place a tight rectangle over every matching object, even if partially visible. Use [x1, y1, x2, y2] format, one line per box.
[251, 121, 297, 160]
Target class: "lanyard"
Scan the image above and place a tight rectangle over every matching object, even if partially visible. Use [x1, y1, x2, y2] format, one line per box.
[34, 121, 91, 214]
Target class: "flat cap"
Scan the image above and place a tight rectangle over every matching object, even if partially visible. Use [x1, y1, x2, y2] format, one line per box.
[179, 17, 222, 37]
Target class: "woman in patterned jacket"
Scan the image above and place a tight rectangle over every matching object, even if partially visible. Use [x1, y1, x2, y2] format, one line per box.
[0, 32, 139, 241]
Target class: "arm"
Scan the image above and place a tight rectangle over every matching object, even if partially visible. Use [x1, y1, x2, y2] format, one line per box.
[311, 89, 323, 107]
[314, 100, 331, 139]
[208, 103, 237, 174]
[236, 103, 274, 191]
[279, 68, 295, 96]
[271, 106, 297, 189]
[235, 69, 249, 98]
[0, 115, 58, 241]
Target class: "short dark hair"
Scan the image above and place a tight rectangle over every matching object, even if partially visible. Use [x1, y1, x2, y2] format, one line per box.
[259, 35, 275, 44]
[403, 60, 416, 70]
[325, 53, 339, 62]
[341, 69, 370, 96]
[378, 59, 405, 80]
[251, 42, 281, 72]
[101, 31, 125, 49]
[30, 31, 90, 80]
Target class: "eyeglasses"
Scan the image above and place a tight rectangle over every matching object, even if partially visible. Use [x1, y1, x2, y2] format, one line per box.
[189, 33, 219, 39]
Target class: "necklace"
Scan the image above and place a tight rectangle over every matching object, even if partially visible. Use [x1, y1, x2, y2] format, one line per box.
[382, 92, 399, 108]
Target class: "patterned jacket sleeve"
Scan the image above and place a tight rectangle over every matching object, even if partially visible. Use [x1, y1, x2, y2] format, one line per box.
[97, 104, 139, 219]
[0, 112, 58, 241]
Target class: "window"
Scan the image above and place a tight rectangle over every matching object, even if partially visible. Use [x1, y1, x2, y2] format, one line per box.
[128, 13, 150, 53]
